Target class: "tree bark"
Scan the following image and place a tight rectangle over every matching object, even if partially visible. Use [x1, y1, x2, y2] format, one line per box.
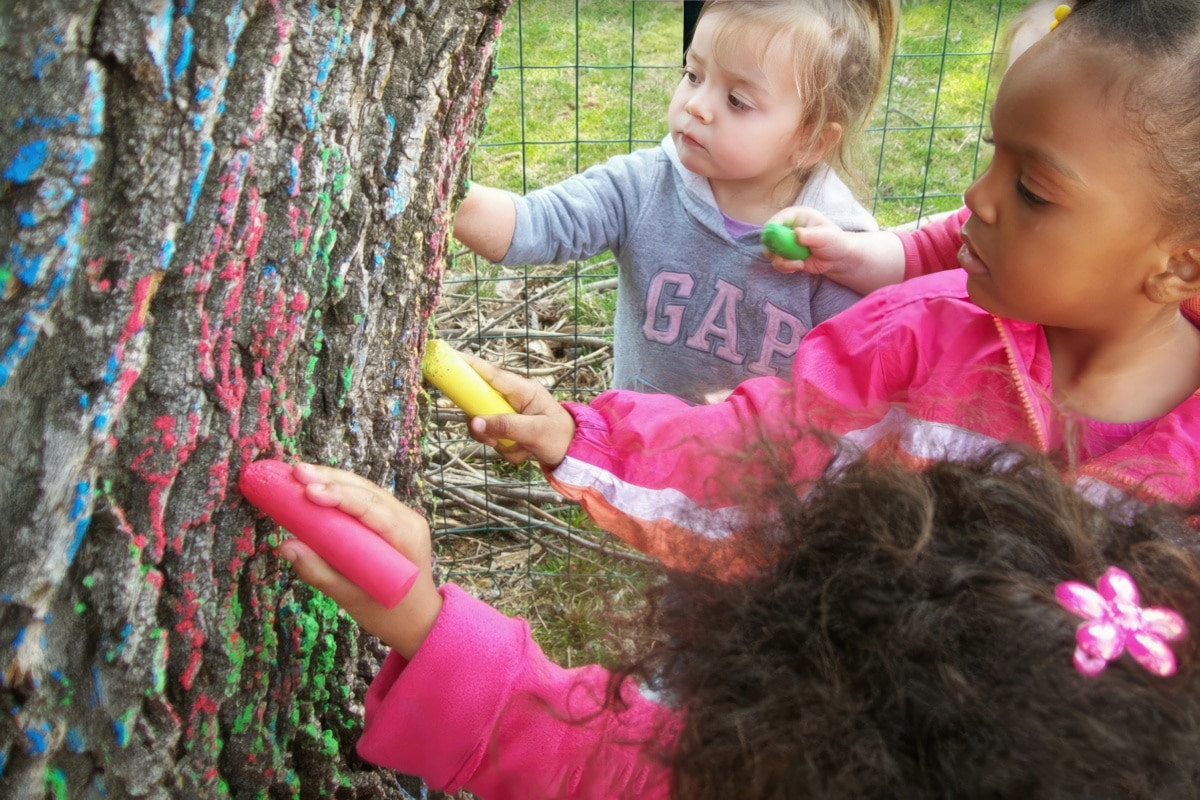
[0, 0, 506, 797]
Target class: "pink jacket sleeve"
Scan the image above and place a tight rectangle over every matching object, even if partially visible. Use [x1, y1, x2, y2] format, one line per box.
[546, 278, 924, 576]
[357, 584, 677, 800]
[900, 207, 970, 281]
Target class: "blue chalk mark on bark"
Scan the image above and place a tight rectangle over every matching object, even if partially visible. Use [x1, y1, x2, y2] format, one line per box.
[15, 114, 80, 131]
[22, 722, 51, 755]
[31, 46, 57, 80]
[186, 141, 214, 222]
[67, 143, 96, 187]
[0, 200, 87, 389]
[4, 141, 49, 183]
[36, 178, 76, 219]
[173, 25, 194, 82]
[88, 666, 103, 708]
[160, 239, 176, 270]
[386, 171, 413, 219]
[66, 728, 86, 753]
[304, 20, 350, 130]
[148, 1, 174, 98]
[66, 482, 92, 565]
[85, 68, 104, 136]
[7, 244, 44, 286]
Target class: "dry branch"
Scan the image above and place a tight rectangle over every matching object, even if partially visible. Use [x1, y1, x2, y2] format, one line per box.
[426, 250, 645, 577]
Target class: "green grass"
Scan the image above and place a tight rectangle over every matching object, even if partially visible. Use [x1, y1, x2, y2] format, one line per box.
[865, 0, 1029, 224]
[471, 0, 1032, 222]
[473, 0, 681, 190]
[434, 510, 661, 666]
[508, 553, 659, 668]
[567, 277, 620, 329]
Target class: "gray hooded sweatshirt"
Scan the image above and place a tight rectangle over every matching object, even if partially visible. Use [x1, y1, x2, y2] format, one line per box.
[501, 135, 877, 404]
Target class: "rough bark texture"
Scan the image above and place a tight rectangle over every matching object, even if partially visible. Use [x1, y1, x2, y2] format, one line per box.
[0, 0, 506, 796]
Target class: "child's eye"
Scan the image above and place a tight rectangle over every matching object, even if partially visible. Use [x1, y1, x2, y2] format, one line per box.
[682, 68, 700, 85]
[728, 94, 749, 110]
[1016, 180, 1048, 206]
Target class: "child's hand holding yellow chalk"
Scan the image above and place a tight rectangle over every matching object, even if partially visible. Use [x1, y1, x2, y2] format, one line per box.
[421, 339, 577, 468]
[421, 339, 516, 445]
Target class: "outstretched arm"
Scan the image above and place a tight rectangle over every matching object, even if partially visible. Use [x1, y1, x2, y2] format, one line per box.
[452, 182, 518, 262]
[271, 462, 675, 799]
[765, 206, 971, 294]
[765, 206, 906, 294]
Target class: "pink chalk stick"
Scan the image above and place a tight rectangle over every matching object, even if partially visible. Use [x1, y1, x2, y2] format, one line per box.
[238, 460, 418, 608]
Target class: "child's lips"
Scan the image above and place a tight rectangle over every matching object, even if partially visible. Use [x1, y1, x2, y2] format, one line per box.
[678, 131, 704, 151]
[957, 244, 985, 274]
[957, 232, 989, 276]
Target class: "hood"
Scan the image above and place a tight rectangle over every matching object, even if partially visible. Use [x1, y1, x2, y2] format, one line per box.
[660, 134, 878, 233]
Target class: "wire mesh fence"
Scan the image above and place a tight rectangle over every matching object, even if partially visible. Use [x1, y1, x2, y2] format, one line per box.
[425, 0, 1032, 618]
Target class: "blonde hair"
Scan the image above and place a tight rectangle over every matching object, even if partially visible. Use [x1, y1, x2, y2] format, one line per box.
[695, 0, 898, 189]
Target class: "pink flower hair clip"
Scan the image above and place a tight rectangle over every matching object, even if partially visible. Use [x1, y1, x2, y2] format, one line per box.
[1056, 567, 1188, 677]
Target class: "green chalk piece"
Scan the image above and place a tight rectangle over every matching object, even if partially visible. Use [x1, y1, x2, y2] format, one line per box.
[761, 222, 811, 261]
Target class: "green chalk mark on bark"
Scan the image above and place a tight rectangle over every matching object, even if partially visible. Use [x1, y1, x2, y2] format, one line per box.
[44, 768, 68, 800]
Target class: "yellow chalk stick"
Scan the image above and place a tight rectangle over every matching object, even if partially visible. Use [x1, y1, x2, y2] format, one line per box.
[421, 339, 516, 419]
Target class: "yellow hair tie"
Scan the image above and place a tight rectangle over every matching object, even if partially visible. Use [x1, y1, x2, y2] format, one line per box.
[1048, 3, 1072, 32]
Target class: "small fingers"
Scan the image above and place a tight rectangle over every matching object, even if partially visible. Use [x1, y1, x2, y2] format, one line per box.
[765, 206, 805, 229]
[470, 408, 572, 467]
[766, 205, 832, 230]
[769, 253, 809, 274]
[289, 462, 429, 555]
[458, 353, 549, 413]
[794, 224, 826, 249]
[279, 539, 374, 613]
[279, 536, 444, 658]
[293, 461, 378, 490]
[469, 416, 533, 463]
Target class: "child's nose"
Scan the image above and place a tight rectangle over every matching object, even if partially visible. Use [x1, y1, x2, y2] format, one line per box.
[964, 169, 997, 225]
[684, 90, 713, 124]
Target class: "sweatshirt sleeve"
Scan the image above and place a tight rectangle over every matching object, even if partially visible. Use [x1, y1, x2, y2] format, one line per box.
[900, 206, 970, 281]
[501, 148, 663, 267]
[357, 584, 677, 800]
[546, 284, 917, 577]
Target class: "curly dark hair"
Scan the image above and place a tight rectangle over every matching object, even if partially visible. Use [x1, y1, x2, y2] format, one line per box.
[617, 448, 1200, 799]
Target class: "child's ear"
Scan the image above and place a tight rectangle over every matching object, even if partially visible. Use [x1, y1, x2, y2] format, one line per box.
[793, 122, 843, 171]
[1146, 245, 1200, 304]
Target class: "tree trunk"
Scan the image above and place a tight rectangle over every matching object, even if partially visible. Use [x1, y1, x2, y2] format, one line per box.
[0, 0, 506, 797]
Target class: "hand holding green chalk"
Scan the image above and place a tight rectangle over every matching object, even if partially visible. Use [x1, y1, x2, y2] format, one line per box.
[761, 221, 811, 261]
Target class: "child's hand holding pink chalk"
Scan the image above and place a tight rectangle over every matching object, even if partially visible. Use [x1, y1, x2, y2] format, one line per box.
[239, 460, 441, 658]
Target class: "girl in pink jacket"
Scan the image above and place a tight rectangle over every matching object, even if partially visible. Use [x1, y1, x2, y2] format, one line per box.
[270, 452, 1200, 798]
[467, 0, 1200, 576]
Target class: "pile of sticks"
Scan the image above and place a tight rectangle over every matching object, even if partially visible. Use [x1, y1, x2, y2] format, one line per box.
[424, 255, 651, 574]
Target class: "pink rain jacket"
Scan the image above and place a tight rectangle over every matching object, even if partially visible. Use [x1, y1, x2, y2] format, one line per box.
[357, 584, 677, 798]
[546, 209, 1200, 574]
